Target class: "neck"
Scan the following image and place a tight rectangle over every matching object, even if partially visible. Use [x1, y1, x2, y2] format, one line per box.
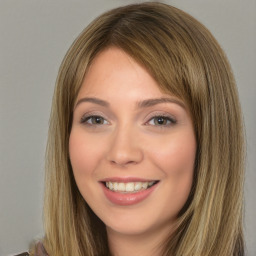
[107, 224, 174, 256]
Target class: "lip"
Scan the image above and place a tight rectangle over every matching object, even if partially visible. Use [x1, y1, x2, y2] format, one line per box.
[101, 176, 156, 183]
[100, 178, 159, 206]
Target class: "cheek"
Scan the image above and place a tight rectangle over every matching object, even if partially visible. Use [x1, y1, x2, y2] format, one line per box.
[69, 129, 103, 180]
[149, 131, 196, 203]
[150, 130, 196, 173]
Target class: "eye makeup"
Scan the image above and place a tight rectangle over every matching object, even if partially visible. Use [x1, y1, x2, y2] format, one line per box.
[80, 115, 109, 125]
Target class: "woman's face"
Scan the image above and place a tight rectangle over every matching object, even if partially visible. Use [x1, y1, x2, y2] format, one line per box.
[69, 47, 196, 239]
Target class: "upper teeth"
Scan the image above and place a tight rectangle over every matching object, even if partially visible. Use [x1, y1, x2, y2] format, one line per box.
[106, 181, 155, 193]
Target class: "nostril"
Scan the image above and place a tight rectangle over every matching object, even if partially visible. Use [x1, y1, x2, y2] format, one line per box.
[109, 160, 138, 167]
[106, 136, 144, 166]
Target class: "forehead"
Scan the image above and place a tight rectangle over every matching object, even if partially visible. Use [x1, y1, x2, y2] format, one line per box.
[77, 47, 167, 101]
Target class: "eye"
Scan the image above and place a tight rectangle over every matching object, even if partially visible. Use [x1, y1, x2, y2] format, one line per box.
[147, 116, 176, 126]
[81, 115, 108, 125]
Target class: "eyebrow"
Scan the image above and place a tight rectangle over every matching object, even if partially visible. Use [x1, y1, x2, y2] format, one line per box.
[75, 97, 110, 109]
[75, 97, 185, 109]
[136, 97, 185, 109]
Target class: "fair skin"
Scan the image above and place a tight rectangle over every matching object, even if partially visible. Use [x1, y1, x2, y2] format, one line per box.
[69, 47, 197, 256]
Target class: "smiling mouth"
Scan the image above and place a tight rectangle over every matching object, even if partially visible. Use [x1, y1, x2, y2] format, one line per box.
[103, 181, 159, 193]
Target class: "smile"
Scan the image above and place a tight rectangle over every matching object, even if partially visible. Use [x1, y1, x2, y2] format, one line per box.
[104, 181, 158, 193]
[101, 179, 160, 206]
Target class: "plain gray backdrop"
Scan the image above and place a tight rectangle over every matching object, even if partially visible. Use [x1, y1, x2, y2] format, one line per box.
[0, 0, 255, 255]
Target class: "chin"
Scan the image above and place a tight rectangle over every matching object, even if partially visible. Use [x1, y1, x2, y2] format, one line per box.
[102, 209, 174, 238]
[106, 222, 150, 236]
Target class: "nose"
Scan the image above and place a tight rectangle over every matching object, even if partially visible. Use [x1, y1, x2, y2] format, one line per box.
[106, 126, 143, 167]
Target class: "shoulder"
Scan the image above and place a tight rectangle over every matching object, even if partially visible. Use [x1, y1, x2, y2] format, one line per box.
[13, 242, 49, 256]
[34, 241, 49, 256]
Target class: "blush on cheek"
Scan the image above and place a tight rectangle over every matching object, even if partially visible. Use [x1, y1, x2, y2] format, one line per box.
[157, 137, 196, 200]
[69, 132, 94, 170]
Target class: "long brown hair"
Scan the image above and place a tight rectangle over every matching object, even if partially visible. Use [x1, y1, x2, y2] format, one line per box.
[40, 2, 245, 255]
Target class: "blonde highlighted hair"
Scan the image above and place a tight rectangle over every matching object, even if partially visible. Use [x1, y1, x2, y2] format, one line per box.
[39, 2, 245, 256]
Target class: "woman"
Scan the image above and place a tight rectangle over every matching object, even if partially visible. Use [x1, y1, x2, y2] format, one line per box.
[29, 2, 245, 256]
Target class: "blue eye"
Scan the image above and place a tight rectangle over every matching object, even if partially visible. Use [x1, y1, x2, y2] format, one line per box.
[81, 115, 108, 125]
[148, 116, 176, 126]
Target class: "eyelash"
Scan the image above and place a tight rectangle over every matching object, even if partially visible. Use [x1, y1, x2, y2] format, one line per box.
[80, 114, 177, 127]
[146, 115, 177, 126]
[80, 115, 109, 125]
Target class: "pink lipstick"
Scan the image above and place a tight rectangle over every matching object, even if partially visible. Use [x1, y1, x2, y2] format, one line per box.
[100, 178, 159, 206]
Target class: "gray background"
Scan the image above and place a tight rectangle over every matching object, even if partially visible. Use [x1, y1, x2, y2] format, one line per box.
[0, 0, 255, 255]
